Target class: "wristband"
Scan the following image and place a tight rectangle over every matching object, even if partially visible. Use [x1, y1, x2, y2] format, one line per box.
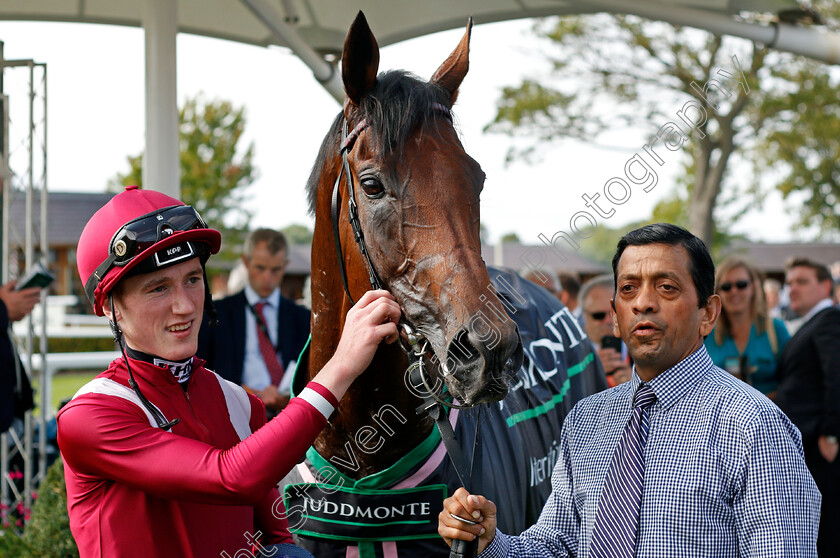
[825, 435, 839, 445]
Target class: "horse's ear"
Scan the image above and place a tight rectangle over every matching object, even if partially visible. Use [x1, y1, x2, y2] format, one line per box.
[430, 17, 472, 104]
[341, 11, 380, 107]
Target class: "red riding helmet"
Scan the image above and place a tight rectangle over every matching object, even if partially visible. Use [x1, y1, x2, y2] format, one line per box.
[77, 185, 221, 316]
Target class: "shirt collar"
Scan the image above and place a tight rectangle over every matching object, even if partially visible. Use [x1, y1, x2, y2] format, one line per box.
[244, 284, 281, 308]
[629, 344, 713, 412]
[802, 298, 834, 323]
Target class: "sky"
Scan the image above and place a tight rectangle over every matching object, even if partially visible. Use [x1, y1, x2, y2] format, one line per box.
[0, 17, 805, 251]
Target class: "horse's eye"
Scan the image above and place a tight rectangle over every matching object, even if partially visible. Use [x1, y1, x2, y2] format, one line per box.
[360, 177, 385, 198]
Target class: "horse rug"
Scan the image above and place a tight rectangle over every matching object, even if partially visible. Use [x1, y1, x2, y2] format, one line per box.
[282, 267, 608, 557]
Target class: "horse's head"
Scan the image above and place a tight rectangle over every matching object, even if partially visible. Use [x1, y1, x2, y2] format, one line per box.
[309, 12, 523, 406]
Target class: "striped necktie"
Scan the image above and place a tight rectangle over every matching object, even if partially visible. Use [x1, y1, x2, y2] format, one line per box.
[590, 383, 657, 558]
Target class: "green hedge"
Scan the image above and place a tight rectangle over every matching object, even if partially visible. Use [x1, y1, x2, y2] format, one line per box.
[23, 458, 78, 558]
[0, 458, 79, 557]
[33, 337, 117, 354]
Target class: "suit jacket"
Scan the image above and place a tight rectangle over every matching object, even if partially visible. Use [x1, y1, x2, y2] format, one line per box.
[775, 306, 840, 444]
[197, 290, 310, 386]
[0, 301, 34, 432]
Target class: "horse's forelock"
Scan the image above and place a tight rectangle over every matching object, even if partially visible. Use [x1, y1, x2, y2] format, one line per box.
[306, 70, 453, 214]
[361, 70, 451, 154]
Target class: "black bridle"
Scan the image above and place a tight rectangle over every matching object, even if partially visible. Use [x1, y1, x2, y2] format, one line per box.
[329, 102, 451, 304]
[328, 102, 479, 413]
[329, 116, 384, 305]
[327, 102, 482, 557]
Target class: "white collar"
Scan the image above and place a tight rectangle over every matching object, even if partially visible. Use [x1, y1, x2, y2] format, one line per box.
[802, 298, 834, 323]
[244, 284, 280, 308]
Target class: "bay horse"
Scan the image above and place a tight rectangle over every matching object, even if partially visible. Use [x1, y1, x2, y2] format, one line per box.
[284, 11, 606, 557]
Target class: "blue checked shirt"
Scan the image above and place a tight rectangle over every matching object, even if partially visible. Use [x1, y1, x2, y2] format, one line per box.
[482, 346, 820, 557]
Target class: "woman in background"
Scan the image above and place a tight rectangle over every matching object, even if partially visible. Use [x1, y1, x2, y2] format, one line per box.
[705, 256, 790, 397]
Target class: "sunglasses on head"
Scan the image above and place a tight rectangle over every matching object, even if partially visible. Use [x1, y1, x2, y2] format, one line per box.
[588, 311, 609, 321]
[719, 279, 750, 292]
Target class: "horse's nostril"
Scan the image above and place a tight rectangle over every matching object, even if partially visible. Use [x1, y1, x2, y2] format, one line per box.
[446, 328, 482, 373]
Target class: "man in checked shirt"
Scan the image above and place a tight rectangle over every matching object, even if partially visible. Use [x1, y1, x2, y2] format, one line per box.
[440, 223, 820, 557]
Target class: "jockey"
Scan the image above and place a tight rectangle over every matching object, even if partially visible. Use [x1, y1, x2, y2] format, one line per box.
[58, 185, 401, 558]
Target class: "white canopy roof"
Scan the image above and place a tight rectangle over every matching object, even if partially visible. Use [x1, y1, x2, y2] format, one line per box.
[1, 0, 836, 197]
[0, 1, 813, 52]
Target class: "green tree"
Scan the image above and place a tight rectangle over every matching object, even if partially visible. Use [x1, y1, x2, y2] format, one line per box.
[112, 94, 257, 250]
[487, 4, 840, 245]
[754, 61, 840, 236]
[281, 223, 314, 245]
[500, 232, 521, 244]
[578, 221, 644, 265]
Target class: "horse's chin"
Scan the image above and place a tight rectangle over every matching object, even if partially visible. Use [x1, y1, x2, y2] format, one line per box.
[444, 343, 523, 406]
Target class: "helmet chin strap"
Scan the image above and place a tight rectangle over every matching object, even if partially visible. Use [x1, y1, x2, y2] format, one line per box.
[202, 267, 218, 328]
[108, 294, 180, 431]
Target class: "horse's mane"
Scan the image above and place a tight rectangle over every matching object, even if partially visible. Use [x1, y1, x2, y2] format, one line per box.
[305, 70, 452, 214]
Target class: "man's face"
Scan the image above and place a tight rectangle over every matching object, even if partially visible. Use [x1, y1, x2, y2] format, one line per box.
[583, 285, 615, 345]
[786, 265, 831, 316]
[244, 241, 287, 299]
[108, 258, 205, 361]
[612, 243, 720, 381]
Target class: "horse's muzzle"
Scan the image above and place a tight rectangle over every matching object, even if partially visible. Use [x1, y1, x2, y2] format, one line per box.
[443, 324, 523, 405]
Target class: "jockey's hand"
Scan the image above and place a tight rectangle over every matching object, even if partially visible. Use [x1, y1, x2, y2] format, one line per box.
[439, 487, 497, 554]
[313, 290, 400, 400]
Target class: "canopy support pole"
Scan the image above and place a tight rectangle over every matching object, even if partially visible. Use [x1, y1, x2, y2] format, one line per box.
[143, 0, 180, 197]
[590, 0, 840, 64]
[241, 0, 345, 104]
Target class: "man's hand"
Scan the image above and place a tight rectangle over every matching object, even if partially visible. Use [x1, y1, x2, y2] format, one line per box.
[438, 487, 497, 554]
[0, 282, 40, 322]
[313, 290, 401, 400]
[818, 435, 839, 463]
[597, 347, 631, 385]
[252, 385, 290, 411]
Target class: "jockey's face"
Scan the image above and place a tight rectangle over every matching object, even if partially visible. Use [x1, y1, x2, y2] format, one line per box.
[106, 258, 205, 361]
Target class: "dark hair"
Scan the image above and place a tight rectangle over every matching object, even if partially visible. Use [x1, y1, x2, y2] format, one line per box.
[785, 256, 832, 283]
[557, 272, 581, 297]
[305, 70, 452, 215]
[245, 228, 288, 257]
[611, 223, 715, 308]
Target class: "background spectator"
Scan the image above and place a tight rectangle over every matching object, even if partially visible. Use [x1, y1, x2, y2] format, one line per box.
[0, 281, 39, 432]
[580, 273, 631, 386]
[705, 257, 789, 396]
[198, 229, 310, 414]
[775, 256, 840, 556]
[764, 278, 783, 319]
[522, 269, 562, 302]
[558, 272, 581, 318]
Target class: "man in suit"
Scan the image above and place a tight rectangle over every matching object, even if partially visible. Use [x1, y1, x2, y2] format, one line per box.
[198, 229, 310, 412]
[775, 256, 840, 556]
[0, 280, 39, 432]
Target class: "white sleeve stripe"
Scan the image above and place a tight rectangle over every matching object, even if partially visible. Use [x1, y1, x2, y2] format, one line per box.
[298, 387, 334, 420]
